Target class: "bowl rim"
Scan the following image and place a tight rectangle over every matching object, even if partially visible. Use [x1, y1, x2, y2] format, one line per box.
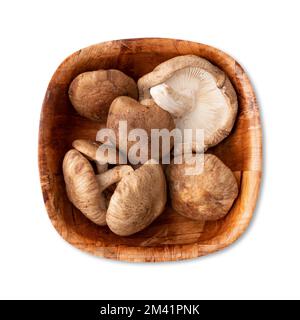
[39, 37, 262, 262]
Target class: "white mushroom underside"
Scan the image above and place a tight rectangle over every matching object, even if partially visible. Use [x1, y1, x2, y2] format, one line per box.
[150, 67, 229, 145]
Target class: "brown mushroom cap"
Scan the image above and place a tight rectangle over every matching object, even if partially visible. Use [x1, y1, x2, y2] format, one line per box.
[167, 154, 238, 221]
[72, 139, 127, 171]
[106, 96, 175, 163]
[63, 149, 133, 226]
[63, 149, 107, 225]
[138, 55, 238, 150]
[72, 139, 101, 161]
[69, 69, 138, 121]
[106, 160, 167, 236]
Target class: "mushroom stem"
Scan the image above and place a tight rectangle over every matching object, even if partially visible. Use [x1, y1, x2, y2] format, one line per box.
[95, 162, 108, 174]
[150, 83, 193, 118]
[96, 165, 133, 192]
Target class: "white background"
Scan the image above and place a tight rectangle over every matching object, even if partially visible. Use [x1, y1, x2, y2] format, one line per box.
[0, 0, 299, 300]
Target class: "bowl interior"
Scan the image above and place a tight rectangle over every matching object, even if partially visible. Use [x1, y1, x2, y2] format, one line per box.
[39, 38, 261, 261]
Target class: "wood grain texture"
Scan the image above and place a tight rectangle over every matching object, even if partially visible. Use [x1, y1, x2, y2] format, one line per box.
[39, 38, 262, 262]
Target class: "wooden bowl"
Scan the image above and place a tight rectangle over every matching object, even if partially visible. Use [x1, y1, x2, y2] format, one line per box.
[39, 38, 262, 262]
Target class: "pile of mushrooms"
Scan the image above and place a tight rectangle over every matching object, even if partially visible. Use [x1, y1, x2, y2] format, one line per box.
[63, 55, 239, 237]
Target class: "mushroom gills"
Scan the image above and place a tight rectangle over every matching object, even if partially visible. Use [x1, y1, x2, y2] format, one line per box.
[150, 67, 230, 146]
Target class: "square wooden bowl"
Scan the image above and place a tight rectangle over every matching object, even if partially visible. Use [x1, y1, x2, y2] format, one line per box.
[39, 38, 262, 262]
